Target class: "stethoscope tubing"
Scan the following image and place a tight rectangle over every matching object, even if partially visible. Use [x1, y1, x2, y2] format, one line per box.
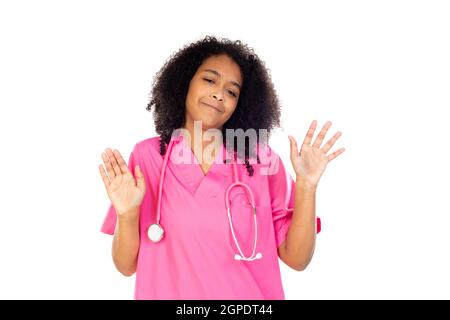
[152, 134, 262, 261]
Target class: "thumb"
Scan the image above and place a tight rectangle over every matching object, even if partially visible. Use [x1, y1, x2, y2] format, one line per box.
[135, 165, 146, 190]
[288, 135, 298, 160]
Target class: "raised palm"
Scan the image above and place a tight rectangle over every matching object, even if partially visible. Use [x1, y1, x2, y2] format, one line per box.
[99, 148, 146, 216]
[288, 120, 345, 186]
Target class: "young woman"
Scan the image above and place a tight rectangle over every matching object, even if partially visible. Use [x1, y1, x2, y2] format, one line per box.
[99, 36, 345, 300]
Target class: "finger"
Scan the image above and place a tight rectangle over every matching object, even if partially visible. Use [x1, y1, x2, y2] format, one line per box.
[302, 120, 317, 147]
[321, 131, 342, 154]
[99, 164, 111, 190]
[312, 121, 332, 149]
[106, 148, 121, 177]
[113, 149, 130, 175]
[135, 165, 146, 191]
[288, 135, 299, 159]
[102, 152, 116, 179]
[327, 147, 346, 162]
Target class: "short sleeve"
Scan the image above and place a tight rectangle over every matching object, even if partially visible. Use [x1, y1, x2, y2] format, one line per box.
[100, 143, 139, 235]
[268, 149, 322, 249]
[268, 152, 296, 249]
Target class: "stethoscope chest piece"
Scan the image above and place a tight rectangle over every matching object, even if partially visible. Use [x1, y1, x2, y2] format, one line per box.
[148, 223, 164, 243]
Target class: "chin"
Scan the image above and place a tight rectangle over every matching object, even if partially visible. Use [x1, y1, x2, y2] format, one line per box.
[195, 117, 221, 130]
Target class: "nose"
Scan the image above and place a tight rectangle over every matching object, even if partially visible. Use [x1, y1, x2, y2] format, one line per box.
[212, 92, 223, 101]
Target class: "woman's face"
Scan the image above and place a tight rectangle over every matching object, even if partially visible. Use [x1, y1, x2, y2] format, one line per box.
[184, 54, 243, 132]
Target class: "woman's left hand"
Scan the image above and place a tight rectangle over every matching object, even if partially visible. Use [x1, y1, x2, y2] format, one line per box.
[288, 120, 345, 187]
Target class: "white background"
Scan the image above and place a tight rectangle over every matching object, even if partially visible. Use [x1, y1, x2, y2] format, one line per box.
[1, 0, 449, 299]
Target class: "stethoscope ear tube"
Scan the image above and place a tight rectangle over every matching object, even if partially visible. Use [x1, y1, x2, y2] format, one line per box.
[226, 197, 262, 262]
[225, 154, 262, 261]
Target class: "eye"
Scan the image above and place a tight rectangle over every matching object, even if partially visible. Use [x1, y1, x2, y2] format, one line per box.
[203, 78, 214, 84]
[227, 90, 237, 98]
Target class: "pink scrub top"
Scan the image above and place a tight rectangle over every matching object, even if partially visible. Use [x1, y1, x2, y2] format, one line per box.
[100, 135, 298, 300]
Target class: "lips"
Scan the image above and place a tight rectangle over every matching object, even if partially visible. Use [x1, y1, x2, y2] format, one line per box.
[202, 102, 223, 113]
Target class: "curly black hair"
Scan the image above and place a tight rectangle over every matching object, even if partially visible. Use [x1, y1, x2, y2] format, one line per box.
[146, 36, 281, 176]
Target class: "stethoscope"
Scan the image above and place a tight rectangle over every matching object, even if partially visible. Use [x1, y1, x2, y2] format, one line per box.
[147, 133, 263, 262]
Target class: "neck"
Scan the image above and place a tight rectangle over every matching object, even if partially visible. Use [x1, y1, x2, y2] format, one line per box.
[181, 121, 223, 164]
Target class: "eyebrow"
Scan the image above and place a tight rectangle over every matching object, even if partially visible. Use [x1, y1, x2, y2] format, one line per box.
[203, 69, 242, 90]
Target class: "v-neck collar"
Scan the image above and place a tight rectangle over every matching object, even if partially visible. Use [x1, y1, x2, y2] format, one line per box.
[168, 135, 230, 197]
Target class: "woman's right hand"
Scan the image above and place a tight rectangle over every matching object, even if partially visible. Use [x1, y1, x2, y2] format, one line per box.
[99, 148, 146, 218]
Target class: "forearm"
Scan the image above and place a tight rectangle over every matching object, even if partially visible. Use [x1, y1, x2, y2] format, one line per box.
[284, 177, 317, 271]
[112, 210, 140, 276]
